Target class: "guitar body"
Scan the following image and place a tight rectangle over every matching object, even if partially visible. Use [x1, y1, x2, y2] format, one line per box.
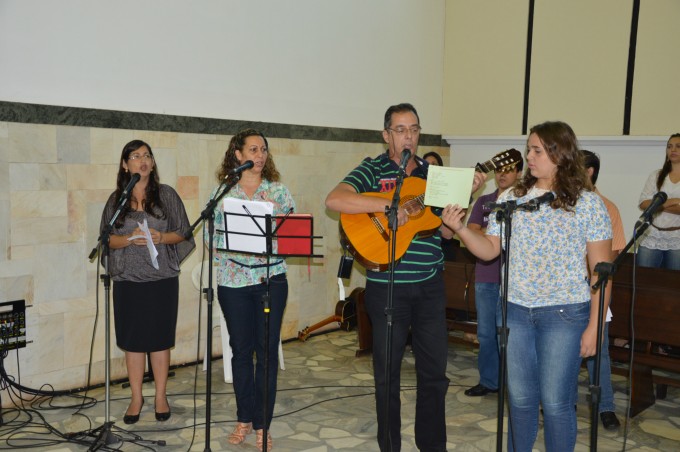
[336, 293, 357, 331]
[338, 150, 523, 271]
[297, 288, 362, 341]
[339, 178, 442, 271]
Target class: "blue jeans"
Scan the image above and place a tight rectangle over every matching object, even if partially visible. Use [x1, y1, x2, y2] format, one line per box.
[365, 273, 449, 452]
[584, 322, 615, 412]
[217, 273, 288, 430]
[474, 283, 500, 390]
[506, 302, 590, 452]
[637, 246, 680, 270]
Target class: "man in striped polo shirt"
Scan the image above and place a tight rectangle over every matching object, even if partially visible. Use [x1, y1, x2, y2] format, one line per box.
[326, 103, 485, 452]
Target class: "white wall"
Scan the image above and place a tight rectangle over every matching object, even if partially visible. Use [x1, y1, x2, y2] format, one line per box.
[445, 135, 668, 244]
[0, 0, 445, 131]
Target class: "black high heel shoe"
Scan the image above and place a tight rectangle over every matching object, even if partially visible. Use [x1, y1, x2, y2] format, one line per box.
[123, 397, 144, 425]
[155, 397, 171, 422]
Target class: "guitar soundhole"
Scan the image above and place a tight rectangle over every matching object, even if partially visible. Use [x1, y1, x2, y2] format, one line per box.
[402, 195, 424, 219]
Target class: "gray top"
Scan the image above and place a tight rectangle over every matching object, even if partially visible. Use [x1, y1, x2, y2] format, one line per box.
[100, 184, 195, 282]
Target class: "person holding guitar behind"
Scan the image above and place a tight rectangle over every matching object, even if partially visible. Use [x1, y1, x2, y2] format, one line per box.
[325, 103, 486, 452]
[464, 156, 523, 398]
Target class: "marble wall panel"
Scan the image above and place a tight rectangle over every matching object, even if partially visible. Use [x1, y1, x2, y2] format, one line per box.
[57, 126, 90, 164]
[177, 176, 199, 201]
[21, 312, 64, 376]
[65, 164, 118, 191]
[152, 150, 177, 187]
[10, 163, 41, 191]
[135, 130, 178, 150]
[33, 242, 87, 303]
[0, 274, 32, 306]
[63, 309, 99, 368]
[9, 245, 33, 260]
[39, 164, 67, 190]
[90, 127, 135, 164]
[0, 200, 7, 262]
[0, 143, 7, 196]
[176, 134, 201, 176]
[10, 217, 75, 247]
[8, 123, 57, 163]
[11, 190, 67, 218]
[85, 189, 116, 252]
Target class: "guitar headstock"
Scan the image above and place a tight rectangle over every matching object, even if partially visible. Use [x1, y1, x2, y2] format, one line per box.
[297, 327, 310, 342]
[475, 149, 523, 174]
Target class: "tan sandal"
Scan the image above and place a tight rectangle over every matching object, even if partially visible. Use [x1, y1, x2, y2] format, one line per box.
[255, 428, 273, 451]
[228, 422, 253, 445]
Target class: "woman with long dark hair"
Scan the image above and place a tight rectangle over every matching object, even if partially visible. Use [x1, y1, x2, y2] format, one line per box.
[637, 133, 680, 270]
[100, 139, 194, 424]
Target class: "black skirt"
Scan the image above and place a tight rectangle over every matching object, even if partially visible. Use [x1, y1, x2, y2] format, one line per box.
[112, 277, 179, 352]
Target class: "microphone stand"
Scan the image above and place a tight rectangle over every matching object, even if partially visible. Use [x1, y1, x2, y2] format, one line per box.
[231, 205, 275, 452]
[589, 219, 650, 452]
[382, 167, 406, 452]
[492, 200, 515, 452]
[490, 198, 542, 452]
[184, 175, 241, 452]
[84, 189, 163, 450]
[262, 213, 273, 452]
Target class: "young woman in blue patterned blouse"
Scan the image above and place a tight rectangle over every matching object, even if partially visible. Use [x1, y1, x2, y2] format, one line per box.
[442, 121, 612, 452]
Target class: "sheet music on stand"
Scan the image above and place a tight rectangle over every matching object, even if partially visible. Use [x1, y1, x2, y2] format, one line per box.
[220, 198, 273, 254]
[275, 213, 316, 257]
[216, 198, 323, 258]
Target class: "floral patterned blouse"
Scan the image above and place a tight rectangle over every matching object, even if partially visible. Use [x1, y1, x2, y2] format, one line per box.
[206, 179, 296, 288]
[486, 186, 611, 307]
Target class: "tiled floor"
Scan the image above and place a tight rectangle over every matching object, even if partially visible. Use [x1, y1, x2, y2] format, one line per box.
[3, 330, 680, 451]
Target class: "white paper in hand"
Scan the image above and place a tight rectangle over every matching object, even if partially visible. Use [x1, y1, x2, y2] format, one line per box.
[127, 218, 159, 269]
[424, 166, 476, 208]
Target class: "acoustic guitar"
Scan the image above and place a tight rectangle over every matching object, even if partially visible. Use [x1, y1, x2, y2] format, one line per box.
[339, 149, 523, 271]
[297, 287, 361, 341]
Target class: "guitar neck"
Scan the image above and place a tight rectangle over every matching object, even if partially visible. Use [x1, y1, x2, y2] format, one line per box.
[475, 160, 494, 174]
[475, 149, 522, 174]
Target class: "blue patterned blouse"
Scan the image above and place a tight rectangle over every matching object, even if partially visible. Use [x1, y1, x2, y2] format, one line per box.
[486, 187, 611, 307]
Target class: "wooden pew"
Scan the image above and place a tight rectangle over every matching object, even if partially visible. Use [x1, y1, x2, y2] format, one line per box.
[442, 249, 478, 338]
[609, 255, 680, 416]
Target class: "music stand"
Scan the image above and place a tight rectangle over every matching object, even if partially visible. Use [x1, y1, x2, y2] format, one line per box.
[217, 201, 322, 452]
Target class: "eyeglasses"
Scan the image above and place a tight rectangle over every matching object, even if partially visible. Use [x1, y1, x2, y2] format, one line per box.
[387, 126, 422, 136]
[128, 153, 153, 161]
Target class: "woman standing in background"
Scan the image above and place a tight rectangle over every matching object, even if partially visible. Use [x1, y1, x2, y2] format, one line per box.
[637, 133, 680, 270]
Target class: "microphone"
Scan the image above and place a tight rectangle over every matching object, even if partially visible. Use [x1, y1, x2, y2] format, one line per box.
[635, 191, 667, 230]
[399, 149, 411, 173]
[484, 200, 510, 210]
[120, 173, 140, 202]
[521, 191, 555, 211]
[227, 160, 254, 177]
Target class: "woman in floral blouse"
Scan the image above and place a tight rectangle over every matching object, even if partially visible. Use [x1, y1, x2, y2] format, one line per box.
[207, 129, 294, 451]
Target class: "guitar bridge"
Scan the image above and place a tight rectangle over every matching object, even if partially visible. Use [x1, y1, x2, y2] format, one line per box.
[368, 213, 390, 242]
